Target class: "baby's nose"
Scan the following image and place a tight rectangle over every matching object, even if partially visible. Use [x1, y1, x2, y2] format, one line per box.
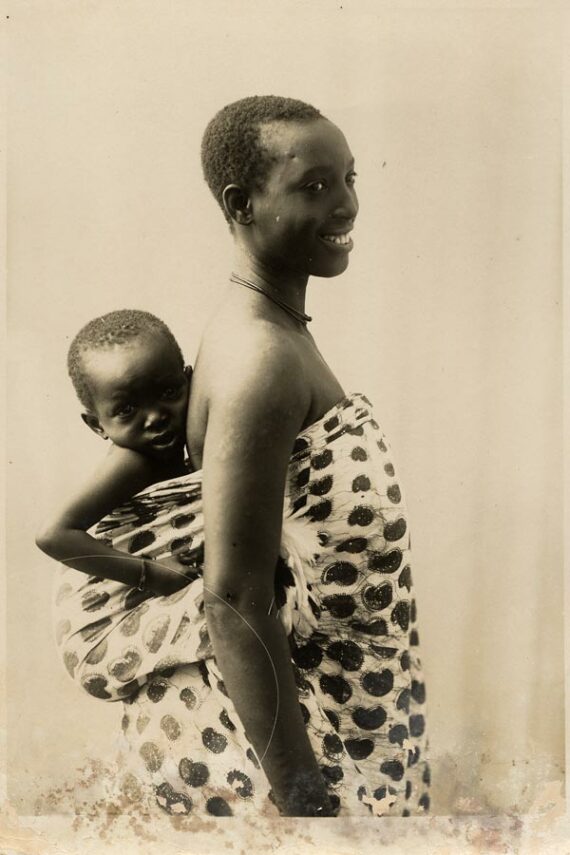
[144, 408, 168, 428]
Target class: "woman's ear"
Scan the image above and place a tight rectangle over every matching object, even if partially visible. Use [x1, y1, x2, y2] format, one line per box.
[81, 412, 108, 440]
[222, 184, 253, 226]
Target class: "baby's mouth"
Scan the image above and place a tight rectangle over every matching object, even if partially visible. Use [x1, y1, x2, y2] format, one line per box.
[150, 430, 179, 449]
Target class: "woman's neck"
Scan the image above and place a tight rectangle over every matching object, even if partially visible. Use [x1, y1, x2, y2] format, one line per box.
[232, 248, 309, 316]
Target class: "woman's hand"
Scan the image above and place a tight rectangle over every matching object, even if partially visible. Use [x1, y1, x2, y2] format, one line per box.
[275, 779, 338, 817]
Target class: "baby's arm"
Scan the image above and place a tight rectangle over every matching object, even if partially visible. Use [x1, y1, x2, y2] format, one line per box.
[36, 445, 189, 596]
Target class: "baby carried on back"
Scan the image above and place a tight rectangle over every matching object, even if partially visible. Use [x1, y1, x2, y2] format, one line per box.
[39, 309, 318, 705]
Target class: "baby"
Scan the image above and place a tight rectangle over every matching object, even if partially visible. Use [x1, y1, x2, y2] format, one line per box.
[36, 308, 194, 597]
[40, 305, 319, 709]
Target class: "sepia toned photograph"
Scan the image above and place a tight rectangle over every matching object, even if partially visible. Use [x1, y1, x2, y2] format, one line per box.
[2, 1, 566, 852]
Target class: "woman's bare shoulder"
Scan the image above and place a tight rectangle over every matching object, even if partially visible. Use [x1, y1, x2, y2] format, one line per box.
[199, 315, 305, 400]
[187, 315, 309, 468]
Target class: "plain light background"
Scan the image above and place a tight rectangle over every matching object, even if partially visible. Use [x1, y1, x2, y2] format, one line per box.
[5, 0, 564, 821]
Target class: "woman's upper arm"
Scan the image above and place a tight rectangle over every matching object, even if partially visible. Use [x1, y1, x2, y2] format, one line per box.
[201, 339, 309, 607]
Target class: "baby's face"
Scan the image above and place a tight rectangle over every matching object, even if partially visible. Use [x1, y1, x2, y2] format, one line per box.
[82, 333, 189, 460]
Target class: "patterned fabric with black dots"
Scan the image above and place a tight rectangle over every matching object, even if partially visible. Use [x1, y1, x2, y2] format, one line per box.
[52, 392, 430, 817]
[283, 393, 430, 817]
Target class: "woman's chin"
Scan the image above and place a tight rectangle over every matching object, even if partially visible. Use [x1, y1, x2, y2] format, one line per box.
[310, 258, 350, 279]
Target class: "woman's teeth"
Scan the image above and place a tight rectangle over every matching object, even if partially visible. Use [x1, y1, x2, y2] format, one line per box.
[322, 233, 351, 245]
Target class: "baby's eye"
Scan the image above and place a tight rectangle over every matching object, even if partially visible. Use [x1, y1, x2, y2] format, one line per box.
[346, 171, 357, 186]
[161, 386, 181, 400]
[305, 180, 327, 194]
[114, 404, 135, 418]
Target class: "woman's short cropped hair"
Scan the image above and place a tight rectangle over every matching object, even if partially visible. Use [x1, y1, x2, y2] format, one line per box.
[67, 309, 184, 411]
[201, 95, 322, 224]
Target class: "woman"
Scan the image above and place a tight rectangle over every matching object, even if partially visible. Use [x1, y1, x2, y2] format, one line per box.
[53, 95, 430, 818]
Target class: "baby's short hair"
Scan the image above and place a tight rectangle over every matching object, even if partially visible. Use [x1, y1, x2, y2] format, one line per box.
[67, 309, 184, 411]
[201, 95, 323, 224]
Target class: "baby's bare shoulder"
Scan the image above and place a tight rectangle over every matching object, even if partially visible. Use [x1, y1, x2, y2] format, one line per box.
[97, 444, 161, 488]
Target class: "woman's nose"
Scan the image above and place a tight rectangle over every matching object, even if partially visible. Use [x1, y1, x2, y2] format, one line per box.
[333, 184, 358, 221]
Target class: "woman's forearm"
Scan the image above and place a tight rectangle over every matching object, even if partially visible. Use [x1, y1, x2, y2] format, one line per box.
[205, 598, 333, 816]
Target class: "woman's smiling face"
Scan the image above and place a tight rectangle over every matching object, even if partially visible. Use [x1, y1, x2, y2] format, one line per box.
[245, 118, 358, 279]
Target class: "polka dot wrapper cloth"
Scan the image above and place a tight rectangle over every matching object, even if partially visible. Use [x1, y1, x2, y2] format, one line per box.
[53, 393, 430, 817]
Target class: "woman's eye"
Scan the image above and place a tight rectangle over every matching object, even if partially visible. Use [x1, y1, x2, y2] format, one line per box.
[305, 180, 327, 193]
[346, 171, 357, 186]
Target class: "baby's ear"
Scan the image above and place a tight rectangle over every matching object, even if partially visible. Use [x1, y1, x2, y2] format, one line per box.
[81, 412, 108, 440]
